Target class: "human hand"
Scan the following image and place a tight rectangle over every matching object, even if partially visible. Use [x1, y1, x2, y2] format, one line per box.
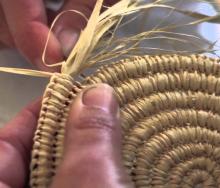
[0, 84, 134, 188]
[0, 0, 117, 71]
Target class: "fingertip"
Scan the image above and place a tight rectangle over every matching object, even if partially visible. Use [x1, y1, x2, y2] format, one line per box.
[67, 84, 120, 134]
[81, 84, 119, 115]
[56, 29, 79, 57]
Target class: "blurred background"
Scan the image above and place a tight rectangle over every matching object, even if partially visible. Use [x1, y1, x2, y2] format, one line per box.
[0, 50, 47, 126]
[0, 0, 220, 127]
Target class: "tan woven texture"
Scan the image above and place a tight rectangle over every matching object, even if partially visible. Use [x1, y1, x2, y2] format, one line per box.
[31, 54, 220, 187]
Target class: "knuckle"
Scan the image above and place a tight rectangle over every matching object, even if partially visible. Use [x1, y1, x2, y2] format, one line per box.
[77, 109, 117, 131]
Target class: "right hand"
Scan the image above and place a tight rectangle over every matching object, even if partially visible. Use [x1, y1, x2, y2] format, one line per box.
[0, 0, 117, 71]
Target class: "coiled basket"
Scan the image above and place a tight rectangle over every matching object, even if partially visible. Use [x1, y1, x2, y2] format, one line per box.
[31, 54, 220, 187]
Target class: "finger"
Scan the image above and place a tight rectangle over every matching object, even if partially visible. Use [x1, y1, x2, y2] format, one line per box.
[51, 84, 133, 188]
[0, 6, 15, 48]
[53, 0, 95, 57]
[0, 100, 41, 188]
[0, 0, 63, 71]
[53, 0, 118, 57]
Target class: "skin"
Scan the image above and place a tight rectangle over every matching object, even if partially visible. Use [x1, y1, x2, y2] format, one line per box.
[0, 0, 116, 70]
[0, 84, 134, 188]
[1, 0, 218, 187]
[0, 0, 134, 187]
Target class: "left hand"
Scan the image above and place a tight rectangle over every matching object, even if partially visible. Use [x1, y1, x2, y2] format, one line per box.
[0, 84, 134, 188]
[0, 100, 41, 188]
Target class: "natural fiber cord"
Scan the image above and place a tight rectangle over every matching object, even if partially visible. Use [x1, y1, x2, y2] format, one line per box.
[30, 74, 83, 187]
[31, 54, 220, 187]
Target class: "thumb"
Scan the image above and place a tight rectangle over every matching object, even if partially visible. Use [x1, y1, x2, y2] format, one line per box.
[51, 84, 134, 188]
[53, 0, 118, 57]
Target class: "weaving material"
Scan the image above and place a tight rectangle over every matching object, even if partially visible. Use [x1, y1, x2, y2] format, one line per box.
[30, 54, 220, 187]
[0, 0, 217, 187]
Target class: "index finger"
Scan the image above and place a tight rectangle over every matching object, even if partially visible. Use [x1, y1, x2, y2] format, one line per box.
[0, 0, 63, 71]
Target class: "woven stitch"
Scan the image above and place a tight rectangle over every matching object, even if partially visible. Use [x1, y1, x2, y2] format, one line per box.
[31, 54, 220, 187]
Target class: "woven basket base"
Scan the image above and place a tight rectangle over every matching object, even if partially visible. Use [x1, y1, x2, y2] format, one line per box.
[82, 54, 220, 187]
[31, 54, 220, 187]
